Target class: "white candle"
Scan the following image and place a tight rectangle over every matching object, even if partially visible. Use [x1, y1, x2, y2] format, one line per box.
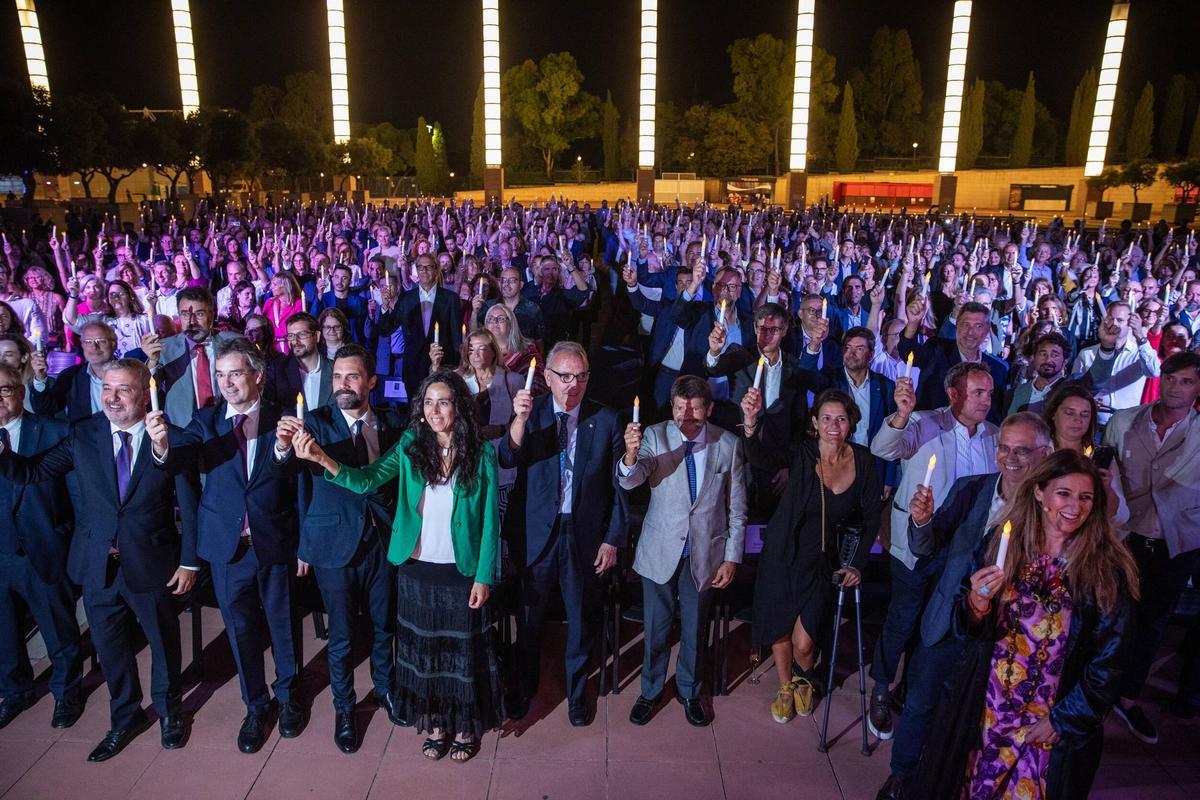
[296, 392, 305, 421]
[433, 322, 440, 345]
[718, 299, 727, 327]
[149, 376, 160, 412]
[994, 520, 1012, 570]
[821, 297, 828, 319]
[922, 453, 937, 487]
[524, 358, 536, 392]
[632, 396, 640, 424]
[753, 356, 765, 389]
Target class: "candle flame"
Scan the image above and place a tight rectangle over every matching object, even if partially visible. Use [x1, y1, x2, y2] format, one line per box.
[906, 351, 914, 367]
[927, 454, 937, 470]
[1002, 520, 1012, 537]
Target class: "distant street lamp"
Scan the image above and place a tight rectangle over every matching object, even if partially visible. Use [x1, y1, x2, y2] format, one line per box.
[912, 142, 919, 169]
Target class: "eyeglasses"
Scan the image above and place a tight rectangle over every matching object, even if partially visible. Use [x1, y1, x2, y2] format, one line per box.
[82, 338, 114, 347]
[215, 369, 250, 381]
[285, 331, 315, 342]
[321, 325, 344, 334]
[757, 326, 786, 336]
[547, 368, 589, 385]
[997, 445, 1040, 460]
[499, 278, 521, 285]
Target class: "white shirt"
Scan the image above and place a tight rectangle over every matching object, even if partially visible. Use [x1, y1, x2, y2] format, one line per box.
[1073, 337, 1161, 423]
[216, 279, 266, 317]
[985, 479, 1007, 532]
[340, 407, 380, 463]
[36, 366, 104, 414]
[846, 369, 871, 446]
[418, 285, 437, 335]
[618, 423, 708, 490]
[952, 419, 994, 482]
[301, 362, 323, 412]
[553, 399, 581, 514]
[762, 352, 783, 409]
[872, 336, 921, 392]
[110, 418, 148, 471]
[2, 415, 23, 453]
[415, 474, 457, 563]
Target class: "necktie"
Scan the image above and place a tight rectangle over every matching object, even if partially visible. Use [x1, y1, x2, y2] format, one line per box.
[0, 428, 9, 452]
[115, 430, 133, 502]
[194, 342, 214, 408]
[556, 412, 569, 503]
[232, 413, 248, 476]
[682, 440, 697, 558]
[352, 419, 370, 466]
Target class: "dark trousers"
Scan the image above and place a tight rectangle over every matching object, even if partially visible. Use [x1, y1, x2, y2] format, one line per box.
[641, 557, 714, 701]
[0, 552, 82, 703]
[312, 532, 397, 712]
[870, 554, 941, 692]
[889, 634, 965, 777]
[210, 543, 300, 713]
[82, 564, 182, 731]
[1121, 535, 1200, 701]
[518, 517, 597, 703]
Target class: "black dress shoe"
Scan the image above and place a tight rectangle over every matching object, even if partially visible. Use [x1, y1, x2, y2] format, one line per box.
[160, 713, 187, 750]
[628, 695, 658, 726]
[376, 690, 410, 727]
[237, 712, 268, 754]
[568, 700, 591, 727]
[278, 700, 309, 739]
[677, 695, 709, 727]
[51, 698, 84, 729]
[334, 711, 358, 754]
[0, 695, 35, 728]
[875, 773, 907, 800]
[87, 716, 152, 762]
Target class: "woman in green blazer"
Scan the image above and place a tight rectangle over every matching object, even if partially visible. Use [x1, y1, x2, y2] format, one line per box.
[293, 370, 503, 763]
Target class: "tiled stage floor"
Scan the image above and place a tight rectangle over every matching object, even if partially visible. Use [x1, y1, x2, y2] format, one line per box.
[0, 604, 1195, 799]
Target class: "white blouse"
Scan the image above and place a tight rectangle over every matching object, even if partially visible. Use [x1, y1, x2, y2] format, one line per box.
[414, 474, 456, 564]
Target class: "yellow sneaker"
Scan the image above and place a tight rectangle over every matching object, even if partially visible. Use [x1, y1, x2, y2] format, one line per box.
[792, 677, 814, 717]
[771, 679, 798, 723]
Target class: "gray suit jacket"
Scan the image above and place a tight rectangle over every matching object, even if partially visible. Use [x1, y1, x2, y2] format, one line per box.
[618, 420, 747, 589]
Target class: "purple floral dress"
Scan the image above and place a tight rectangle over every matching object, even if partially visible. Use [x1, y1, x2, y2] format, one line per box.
[962, 555, 1072, 800]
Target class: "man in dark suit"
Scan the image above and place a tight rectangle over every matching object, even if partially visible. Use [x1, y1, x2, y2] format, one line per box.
[0, 358, 197, 761]
[672, 265, 756, 381]
[312, 263, 371, 344]
[378, 254, 462, 402]
[264, 312, 333, 412]
[794, 293, 844, 371]
[148, 337, 307, 754]
[874, 413, 1052, 800]
[0, 365, 82, 730]
[500, 341, 628, 726]
[621, 264, 694, 418]
[28, 320, 116, 423]
[898, 299, 1009, 425]
[296, 344, 405, 753]
[707, 303, 810, 520]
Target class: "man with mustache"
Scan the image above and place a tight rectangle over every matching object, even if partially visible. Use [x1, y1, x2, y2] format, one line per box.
[295, 344, 407, 752]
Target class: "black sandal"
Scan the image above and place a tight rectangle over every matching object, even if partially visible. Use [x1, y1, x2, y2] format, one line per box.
[422, 734, 451, 760]
[449, 738, 479, 763]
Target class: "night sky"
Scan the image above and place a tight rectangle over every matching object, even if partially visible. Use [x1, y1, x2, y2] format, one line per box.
[3, 1, 1197, 167]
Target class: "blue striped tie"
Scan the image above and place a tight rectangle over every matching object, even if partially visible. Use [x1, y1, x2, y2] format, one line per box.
[682, 440, 696, 558]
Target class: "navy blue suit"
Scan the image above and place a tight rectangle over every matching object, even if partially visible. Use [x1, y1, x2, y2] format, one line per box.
[888, 472, 1000, 779]
[379, 286, 463, 401]
[0, 413, 81, 706]
[498, 397, 628, 703]
[898, 334, 1009, 426]
[297, 404, 404, 712]
[0, 413, 198, 731]
[670, 295, 757, 380]
[28, 363, 98, 423]
[625, 287, 685, 414]
[161, 401, 302, 713]
[263, 353, 334, 412]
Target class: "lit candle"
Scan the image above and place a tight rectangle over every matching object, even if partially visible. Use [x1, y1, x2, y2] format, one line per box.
[753, 356, 765, 389]
[524, 358, 536, 392]
[296, 392, 305, 421]
[32, 327, 44, 353]
[461, 323, 467, 339]
[821, 297, 828, 318]
[1084, 445, 1094, 458]
[701, 233, 707, 260]
[149, 376, 160, 412]
[922, 454, 937, 487]
[718, 298, 727, 327]
[433, 322, 440, 345]
[994, 520, 1012, 570]
[905, 351, 914, 378]
[632, 396, 640, 424]
[923, 270, 931, 295]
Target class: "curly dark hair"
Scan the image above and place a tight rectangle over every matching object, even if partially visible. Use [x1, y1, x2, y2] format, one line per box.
[405, 369, 485, 492]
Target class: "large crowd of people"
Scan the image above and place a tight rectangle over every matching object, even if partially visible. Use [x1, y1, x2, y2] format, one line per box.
[1, 196, 1198, 797]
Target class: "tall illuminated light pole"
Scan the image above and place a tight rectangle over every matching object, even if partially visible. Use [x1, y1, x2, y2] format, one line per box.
[14, 0, 49, 94]
[482, 0, 503, 202]
[327, 0, 351, 144]
[934, 0, 972, 212]
[636, 0, 658, 202]
[785, 0, 815, 209]
[1083, 3, 1129, 178]
[171, 0, 199, 115]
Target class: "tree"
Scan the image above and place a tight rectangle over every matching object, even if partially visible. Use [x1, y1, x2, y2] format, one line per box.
[1161, 159, 1200, 205]
[144, 112, 204, 198]
[196, 108, 256, 194]
[1086, 166, 1124, 203]
[254, 118, 328, 183]
[701, 108, 769, 177]
[279, 72, 333, 142]
[469, 79, 485, 185]
[1010, 72, 1037, 168]
[1190, 105, 1200, 158]
[49, 92, 106, 198]
[501, 52, 600, 176]
[1159, 75, 1188, 161]
[1064, 68, 1097, 165]
[89, 96, 141, 203]
[602, 91, 621, 181]
[835, 82, 859, 172]
[1121, 159, 1158, 203]
[0, 81, 53, 205]
[431, 122, 450, 195]
[1125, 82, 1155, 162]
[958, 79, 985, 170]
[414, 117, 436, 194]
[329, 137, 393, 191]
[850, 27, 923, 157]
[360, 122, 413, 174]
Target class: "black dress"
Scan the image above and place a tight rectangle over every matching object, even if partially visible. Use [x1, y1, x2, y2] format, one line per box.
[745, 437, 881, 649]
